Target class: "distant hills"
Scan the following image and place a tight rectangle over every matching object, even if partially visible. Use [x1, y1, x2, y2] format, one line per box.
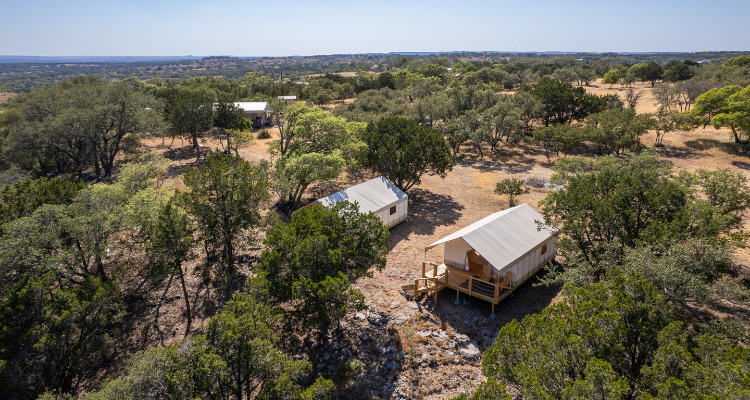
[0, 55, 206, 63]
[0, 51, 709, 64]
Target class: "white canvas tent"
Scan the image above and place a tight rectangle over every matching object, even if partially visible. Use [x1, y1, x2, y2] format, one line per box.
[425, 204, 556, 286]
[316, 176, 408, 228]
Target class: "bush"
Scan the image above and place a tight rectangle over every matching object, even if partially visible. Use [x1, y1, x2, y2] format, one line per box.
[256, 129, 271, 139]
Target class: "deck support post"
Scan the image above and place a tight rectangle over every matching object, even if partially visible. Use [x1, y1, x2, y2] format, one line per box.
[454, 289, 460, 305]
[492, 303, 495, 315]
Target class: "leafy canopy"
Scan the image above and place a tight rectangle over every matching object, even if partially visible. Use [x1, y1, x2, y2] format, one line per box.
[362, 116, 455, 192]
[257, 202, 389, 333]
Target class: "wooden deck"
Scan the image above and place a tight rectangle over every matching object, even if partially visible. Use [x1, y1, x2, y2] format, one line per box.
[414, 260, 543, 314]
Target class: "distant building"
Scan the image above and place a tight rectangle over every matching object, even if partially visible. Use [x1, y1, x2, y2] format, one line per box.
[277, 95, 297, 105]
[234, 102, 273, 128]
[697, 60, 709, 66]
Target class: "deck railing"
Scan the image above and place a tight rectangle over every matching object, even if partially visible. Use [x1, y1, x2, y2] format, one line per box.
[444, 268, 501, 302]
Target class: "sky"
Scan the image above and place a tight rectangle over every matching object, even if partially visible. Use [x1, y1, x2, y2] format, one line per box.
[2, 0, 749, 56]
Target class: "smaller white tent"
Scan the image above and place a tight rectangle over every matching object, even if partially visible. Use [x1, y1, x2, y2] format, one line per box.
[316, 176, 408, 228]
[425, 204, 557, 286]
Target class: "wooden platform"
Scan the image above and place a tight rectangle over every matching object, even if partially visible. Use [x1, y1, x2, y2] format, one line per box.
[414, 261, 536, 314]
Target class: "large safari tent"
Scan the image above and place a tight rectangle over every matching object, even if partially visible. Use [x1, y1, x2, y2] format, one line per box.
[312, 176, 408, 228]
[415, 204, 557, 314]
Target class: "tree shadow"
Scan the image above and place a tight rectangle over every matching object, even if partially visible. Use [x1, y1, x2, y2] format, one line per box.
[685, 139, 746, 156]
[456, 157, 535, 175]
[163, 145, 196, 162]
[732, 160, 750, 171]
[654, 144, 702, 159]
[389, 188, 464, 243]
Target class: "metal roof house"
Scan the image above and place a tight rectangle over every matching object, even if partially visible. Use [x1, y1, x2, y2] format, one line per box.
[234, 102, 273, 128]
[313, 176, 408, 228]
[277, 96, 297, 104]
[415, 204, 557, 314]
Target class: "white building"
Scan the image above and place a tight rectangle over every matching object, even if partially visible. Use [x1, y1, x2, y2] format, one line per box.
[234, 102, 273, 127]
[277, 96, 297, 104]
[314, 176, 408, 228]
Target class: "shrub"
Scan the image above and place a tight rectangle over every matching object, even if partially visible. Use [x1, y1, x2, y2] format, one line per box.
[256, 129, 271, 139]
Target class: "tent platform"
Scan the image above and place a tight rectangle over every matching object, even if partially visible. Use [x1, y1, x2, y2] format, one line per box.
[414, 261, 538, 314]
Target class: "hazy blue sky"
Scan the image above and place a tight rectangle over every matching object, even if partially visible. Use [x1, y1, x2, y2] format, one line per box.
[2, 0, 748, 56]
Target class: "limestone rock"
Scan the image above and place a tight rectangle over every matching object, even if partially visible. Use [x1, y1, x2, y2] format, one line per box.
[454, 333, 471, 346]
[459, 340, 481, 361]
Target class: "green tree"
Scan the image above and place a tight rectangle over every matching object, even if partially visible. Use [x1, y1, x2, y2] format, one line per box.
[635, 62, 664, 87]
[168, 293, 333, 400]
[79, 346, 178, 400]
[180, 153, 271, 271]
[585, 109, 653, 155]
[617, 239, 750, 307]
[450, 379, 512, 400]
[691, 85, 742, 128]
[530, 125, 584, 163]
[708, 85, 750, 143]
[513, 91, 544, 135]
[494, 178, 529, 207]
[213, 101, 251, 155]
[440, 119, 471, 156]
[0, 177, 86, 225]
[270, 104, 365, 211]
[257, 202, 389, 334]
[272, 152, 346, 212]
[163, 88, 214, 152]
[553, 67, 579, 84]
[640, 323, 750, 399]
[89, 78, 164, 179]
[480, 272, 750, 399]
[523, 77, 606, 126]
[540, 151, 743, 280]
[482, 100, 525, 150]
[3, 76, 163, 180]
[602, 68, 622, 88]
[65, 182, 130, 279]
[143, 200, 195, 329]
[362, 116, 455, 192]
[0, 273, 125, 398]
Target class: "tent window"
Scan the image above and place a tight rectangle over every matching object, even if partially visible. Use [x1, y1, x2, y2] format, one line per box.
[390, 206, 397, 215]
[541, 243, 548, 254]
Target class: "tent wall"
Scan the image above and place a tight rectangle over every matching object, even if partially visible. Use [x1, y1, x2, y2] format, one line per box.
[376, 196, 408, 228]
[444, 238, 471, 268]
[495, 238, 557, 286]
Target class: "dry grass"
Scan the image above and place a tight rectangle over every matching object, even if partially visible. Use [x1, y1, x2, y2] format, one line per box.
[0, 92, 17, 103]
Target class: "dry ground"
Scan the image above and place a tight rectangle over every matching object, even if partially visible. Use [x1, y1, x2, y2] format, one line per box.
[0, 92, 17, 103]
[113, 95, 750, 398]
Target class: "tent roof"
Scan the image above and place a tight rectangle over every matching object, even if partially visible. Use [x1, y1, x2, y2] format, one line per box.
[317, 176, 407, 214]
[426, 204, 556, 270]
[234, 102, 270, 113]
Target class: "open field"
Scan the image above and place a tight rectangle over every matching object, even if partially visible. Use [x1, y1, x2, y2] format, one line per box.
[130, 118, 750, 399]
[0, 92, 17, 103]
